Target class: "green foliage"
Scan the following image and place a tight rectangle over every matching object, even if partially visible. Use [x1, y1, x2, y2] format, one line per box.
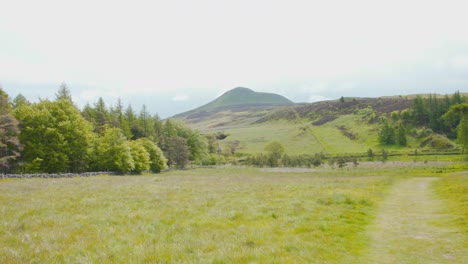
[139, 138, 167, 173]
[264, 141, 285, 158]
[129, 140, 150, 174]
[367, 148, 374, 161]
[165, 136, 191, 169]
[55, 82, 73, 101]
[12, 94, 30, 108]
[94, 127, 134, 173]
[378, 118, 396, 145]
[159, 119, 207, 167]
[0, 89, 22, 173]
[410, 92, 466, 138]
[458, 117, 468, 153]
[413, 96, 429, 125]
[15, 99, 95, 173]
[443, 103, 468, 153]
[246, 152, 324, 168]
[396, 122, 407, 146]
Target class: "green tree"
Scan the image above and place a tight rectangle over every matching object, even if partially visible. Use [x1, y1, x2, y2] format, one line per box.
[397, 122, 408, 146]
[94, 127, 134, 173]
[110, 99, 132, 139]
[413, 96, 428, 125]
[139, 138, 167, 173]
[265, 141, 285, 158]
[378, 118, 396, 145]
[265, 141, 285, 167]
[166, 136, 190, 168]
[0, 89, 22, 173]
[367, 148, 374, 161]
[12, 94, 30, 108]
[55, 82, 72, 101]
[15, 98, 95, 173]
[444, 103, 468, 153]
[129, 140, 150, 174]
[94, 97, 109, 134]
[161, 119, 207, 163]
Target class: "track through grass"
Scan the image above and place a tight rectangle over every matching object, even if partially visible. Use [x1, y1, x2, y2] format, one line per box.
[363, 176, 467, 263]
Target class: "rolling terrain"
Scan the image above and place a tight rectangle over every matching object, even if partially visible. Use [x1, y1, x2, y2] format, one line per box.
[174, 88, 460, 155]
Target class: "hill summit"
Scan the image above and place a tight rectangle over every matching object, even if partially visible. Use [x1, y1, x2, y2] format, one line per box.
[173, 87, 294, 121]
[197, 87, 294, 111]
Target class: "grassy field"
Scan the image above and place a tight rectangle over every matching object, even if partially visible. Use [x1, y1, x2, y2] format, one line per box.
[0, 164, 466, 263]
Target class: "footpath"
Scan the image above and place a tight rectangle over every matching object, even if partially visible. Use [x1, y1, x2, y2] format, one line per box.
[363, 177, 467, 263]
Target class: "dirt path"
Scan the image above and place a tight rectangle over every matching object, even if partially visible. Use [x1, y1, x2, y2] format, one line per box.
[363, 177, 466, 264]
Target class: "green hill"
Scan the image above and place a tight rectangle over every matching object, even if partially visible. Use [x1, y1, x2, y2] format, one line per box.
[173, 91, 465, 156]
[197, 87, 294, 110]
[173, 87, 294, 122]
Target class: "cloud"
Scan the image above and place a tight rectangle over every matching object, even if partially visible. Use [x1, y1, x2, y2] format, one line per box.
[450, 55, 468, 70]
[172, 94, 189, 102]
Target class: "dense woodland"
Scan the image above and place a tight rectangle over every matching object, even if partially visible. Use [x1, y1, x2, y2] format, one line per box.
[377, 92, 467, 149]
[0, 85, 467, 173]
[0, 84, 208, 174]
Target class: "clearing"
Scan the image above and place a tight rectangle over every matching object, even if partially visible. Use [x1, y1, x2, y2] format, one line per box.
[364, 176, 467, 263]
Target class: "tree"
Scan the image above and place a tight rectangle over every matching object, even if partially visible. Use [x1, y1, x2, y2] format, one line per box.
[166, 136, 190, 168]
[129, 140, 150, 174]
[12, 94, 30, 108]
[444, 103, 468, 153]
[378, 118, 396, 145]
[413, 96, 428, 125]
[111, 99, 132, 139]
[138, 104, 153, 138]
[367, 148, 374, 161]
[94, 127, 134, 173]
[265, 141, 285, 158]
[397, 122, 407, 146]
[224, 140, 240, 156]
[139, 138, 167, 173]
[0, 89, 22, 173]
[265, 141, 285, 167]
[15, 98, 95, 173]
[55, 82, 72, 101]
[94, 97, 109, 134]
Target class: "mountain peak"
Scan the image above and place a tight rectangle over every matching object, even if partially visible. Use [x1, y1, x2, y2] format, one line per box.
[173, 87, 294, 118]
[201, 87, 294, 110]
[229, 87, 254, 93]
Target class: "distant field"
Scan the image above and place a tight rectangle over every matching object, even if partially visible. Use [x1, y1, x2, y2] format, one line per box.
[0, 164, 465, 263]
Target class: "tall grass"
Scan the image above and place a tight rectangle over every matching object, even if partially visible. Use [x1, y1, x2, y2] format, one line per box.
[433, 170, 468, 235]
[0, 168, 397, 263]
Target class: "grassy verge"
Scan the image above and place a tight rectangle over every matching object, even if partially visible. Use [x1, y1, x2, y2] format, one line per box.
[433, 170, 468, 235]
[0, 167, 400, 263]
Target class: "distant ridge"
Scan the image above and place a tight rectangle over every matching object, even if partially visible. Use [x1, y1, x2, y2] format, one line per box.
[197, 87, 294, 111]
[173, 87, 294, 119]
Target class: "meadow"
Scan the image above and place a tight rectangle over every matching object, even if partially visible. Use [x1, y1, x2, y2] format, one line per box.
[0, 164, 466, 263]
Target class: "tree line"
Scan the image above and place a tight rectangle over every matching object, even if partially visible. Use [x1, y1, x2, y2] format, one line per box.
[1, 86, 467, 174]
[0, 84, 209, 174]
[377, 92, 467, 152]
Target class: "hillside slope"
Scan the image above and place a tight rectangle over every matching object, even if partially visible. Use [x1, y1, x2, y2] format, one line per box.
[198, 87, 294, 110]
[173, 91, 464, 155]
[173, 87, 294, 124]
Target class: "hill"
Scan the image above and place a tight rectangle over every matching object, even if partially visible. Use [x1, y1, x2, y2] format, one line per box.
[173, 87, 294, 123]
[173, 91, 465, 156]
[196, 87, 294, 110]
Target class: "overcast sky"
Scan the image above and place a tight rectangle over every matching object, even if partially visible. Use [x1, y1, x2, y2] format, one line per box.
[1, 0, 468, 117]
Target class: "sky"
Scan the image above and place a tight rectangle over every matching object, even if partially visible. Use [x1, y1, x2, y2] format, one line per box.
[1, 0, 468, 118]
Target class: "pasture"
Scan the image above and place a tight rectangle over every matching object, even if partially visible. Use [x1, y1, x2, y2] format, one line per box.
[0, 164, 466, 263]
